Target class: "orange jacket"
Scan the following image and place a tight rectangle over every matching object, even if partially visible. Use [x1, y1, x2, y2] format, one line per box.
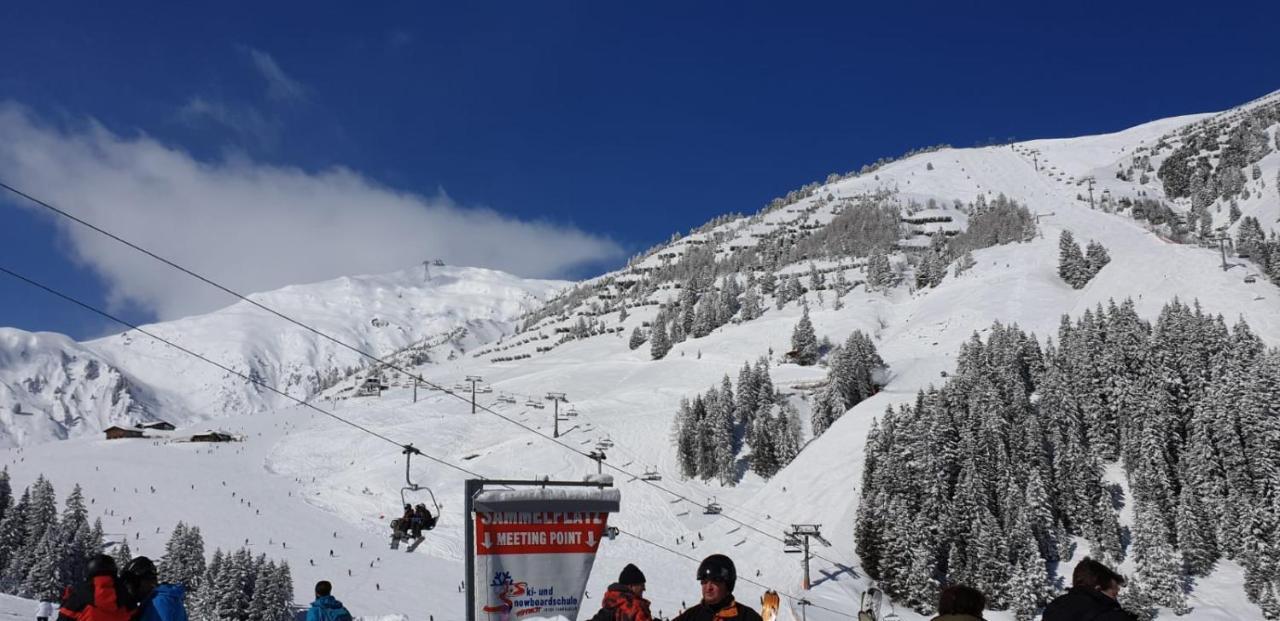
[57, 575, 136, 621]
[590, 584, 653, 621]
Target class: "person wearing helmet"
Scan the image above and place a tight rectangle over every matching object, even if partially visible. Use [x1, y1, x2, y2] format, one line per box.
[121, 557, 188, 621]
[674, 554, 762, 621]
[56, 555, 136, 621]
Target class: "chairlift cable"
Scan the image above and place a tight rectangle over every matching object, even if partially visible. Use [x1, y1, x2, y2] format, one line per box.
[0, 180, 849, 570]
[0, 266, 861, 618]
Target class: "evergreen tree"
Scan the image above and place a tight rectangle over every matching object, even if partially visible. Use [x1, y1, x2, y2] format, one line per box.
[1084, 241, 1111, 278]
[113, 539, 133, 569]
[0, 468, 11, 525]
[20, 527, 61, 600]
[673, 399, 699, 479]
[649, 311, 672, 360]
[628, 327, 646, 351]
[866, 253, 893, 291]
[0, 488, 30, 585]
[790, 306, 819, 365]
[740, 287, 762, 321]
[811, 381, 846, 437]
[1058, 231, 1089, 288]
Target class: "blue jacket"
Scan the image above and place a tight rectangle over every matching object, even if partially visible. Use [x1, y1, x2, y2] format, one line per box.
[139, 584, 188, 621]
[306, 596, 353, 621]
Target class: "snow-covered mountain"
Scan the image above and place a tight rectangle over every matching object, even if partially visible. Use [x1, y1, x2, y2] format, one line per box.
[1, 89, 1279, 621]
[0, 264, 565, 446]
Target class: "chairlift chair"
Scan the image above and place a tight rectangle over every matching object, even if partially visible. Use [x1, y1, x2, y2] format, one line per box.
[704, 497, 722, 515]
[390, 445, 441, 550]
[641, 467, 662, 481]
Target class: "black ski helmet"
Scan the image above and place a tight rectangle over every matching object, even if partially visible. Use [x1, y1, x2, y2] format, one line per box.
[123, 556, 158, 580]
[696, 554, 736, 592]
[87, 554, 117, 578]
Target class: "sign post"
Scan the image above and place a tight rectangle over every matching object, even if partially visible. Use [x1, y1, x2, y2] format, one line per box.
[465, 478, 620, 621]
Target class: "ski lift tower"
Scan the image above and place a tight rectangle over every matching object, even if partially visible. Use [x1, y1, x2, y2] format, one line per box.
[784, 524, 831, 590]
[465, 376, 484, 413]
[587, 449, 607, 474]
[546, 392, 568, 438]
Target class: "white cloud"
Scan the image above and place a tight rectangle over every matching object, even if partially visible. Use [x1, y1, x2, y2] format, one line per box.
[245, 48, 306, 103]
[0, 104, 623, 321]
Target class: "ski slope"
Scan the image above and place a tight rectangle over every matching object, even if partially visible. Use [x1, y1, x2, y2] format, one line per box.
[2, 96, 1279, 621]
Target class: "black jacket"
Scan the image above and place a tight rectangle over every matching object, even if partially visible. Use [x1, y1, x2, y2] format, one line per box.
[1042, 587, 1136, 621]
[673, 597, 762, 621]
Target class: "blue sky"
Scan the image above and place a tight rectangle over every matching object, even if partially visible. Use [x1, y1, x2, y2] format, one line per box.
[1, 1, 1277, 338]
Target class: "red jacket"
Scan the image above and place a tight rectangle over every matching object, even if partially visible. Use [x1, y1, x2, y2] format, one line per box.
[57, 575, 136, 621]
[590, 584, 653, 621]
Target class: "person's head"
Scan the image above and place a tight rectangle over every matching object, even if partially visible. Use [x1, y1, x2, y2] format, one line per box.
[315, 581, 333, 598]
[696, 554, 736, 606]
[1072, 557, 1126, 599]
[618, 563, 646, 596]
[86, 554, 117, 578]
[122, 557, 159, 597]
[937, 585, 986, 616]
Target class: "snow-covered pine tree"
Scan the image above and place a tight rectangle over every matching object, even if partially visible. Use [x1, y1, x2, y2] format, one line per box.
[691, 294, 716, 338]
[0, 469, 10, 525]
[740, 287, 762, 321]
[159, 522, 190, 584]
[20, 527, 61, 600]
[866, 253, 892, 291]
[8, 477, 57, 588]
[112, 539, 132, 569]
[1084, 240, 1111, 278]
[790, 306, 819, 365]
[1057, 231, 1089, 288]
[707, 383, 737, 485]
[672, 398, 699, 479]
[649, 310, 672, 359]
[628, 327, 646, 350]
[246, 559, 275, 621]
[811, 381, 846, 437]
[617, 305, 628, 323]
[0, 488, 30, 585]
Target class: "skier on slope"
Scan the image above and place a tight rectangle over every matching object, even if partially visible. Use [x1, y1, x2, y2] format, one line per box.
[120, 557, 187, 621]
[305, 581, 353, 621]
[1042, 558, 1138, 621]
[35, 599, 55, 621]
[56, 555, 136, 621]
[589, 564, 653, 621]
[673, 555, 762, 621]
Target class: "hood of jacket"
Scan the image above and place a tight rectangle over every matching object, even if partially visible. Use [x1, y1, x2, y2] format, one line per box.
[152, 583, 186, 603]
[311, 596, 347, 610]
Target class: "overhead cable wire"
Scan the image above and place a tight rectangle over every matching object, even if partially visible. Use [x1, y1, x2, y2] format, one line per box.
[0, 181, 854, 574]
[0, 265, 859, 618]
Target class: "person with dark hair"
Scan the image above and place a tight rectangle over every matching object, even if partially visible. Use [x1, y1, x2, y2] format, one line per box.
[590, 564, 653, 621]
[306, 581, 353, 621]
[56, 555, 136, 621]
[673, 554, 762, 621]
[931, 585, 986, 621]
[1043, 557, 1137, 621]
[120, 557, 187, 621]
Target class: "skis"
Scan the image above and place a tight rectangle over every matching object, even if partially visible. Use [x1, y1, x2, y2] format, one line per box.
[405, 536, 425, 552]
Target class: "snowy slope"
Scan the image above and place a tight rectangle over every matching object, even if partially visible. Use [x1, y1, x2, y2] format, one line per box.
[0, 265, 565, 445]
[2, 92, 1279, 621]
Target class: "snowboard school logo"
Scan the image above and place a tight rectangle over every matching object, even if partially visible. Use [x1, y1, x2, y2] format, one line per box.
[483, 571, 528, 616]
[483, 570, 580, 619]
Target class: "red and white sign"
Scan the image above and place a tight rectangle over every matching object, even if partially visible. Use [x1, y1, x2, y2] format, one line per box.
[475, 512, 608, 556]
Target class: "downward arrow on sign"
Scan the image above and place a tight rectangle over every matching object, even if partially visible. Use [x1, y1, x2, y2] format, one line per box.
[482, 533, 492, 549]
[586, 531, 597, 547]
